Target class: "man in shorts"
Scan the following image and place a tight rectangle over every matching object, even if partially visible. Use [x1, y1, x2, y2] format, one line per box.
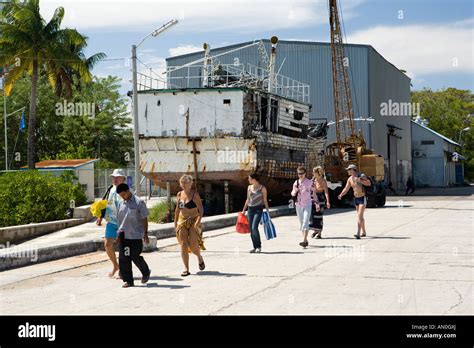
[96, 168, 126, 278]
[338, 164, 372, 239]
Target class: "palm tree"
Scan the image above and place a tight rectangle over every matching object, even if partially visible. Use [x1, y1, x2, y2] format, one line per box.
[49, 36, 107, 99]
[0, 0, 105, 168]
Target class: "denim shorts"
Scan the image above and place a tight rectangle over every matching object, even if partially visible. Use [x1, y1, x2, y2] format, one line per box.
[295, 204, 312, 231]
[105, 222, 118, 239]
[354, 196, 367, 206]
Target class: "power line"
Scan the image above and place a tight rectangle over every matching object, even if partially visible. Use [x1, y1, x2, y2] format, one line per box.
[0, 54, 128, 63]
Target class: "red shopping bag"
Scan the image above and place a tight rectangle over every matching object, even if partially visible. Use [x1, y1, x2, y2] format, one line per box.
[236, 212, 250, 234]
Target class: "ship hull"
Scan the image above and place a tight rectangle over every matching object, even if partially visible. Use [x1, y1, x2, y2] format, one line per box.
[140, 133, 326, 212]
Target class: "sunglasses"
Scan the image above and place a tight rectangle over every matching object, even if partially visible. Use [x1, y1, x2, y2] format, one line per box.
[297, 172, 305, 175]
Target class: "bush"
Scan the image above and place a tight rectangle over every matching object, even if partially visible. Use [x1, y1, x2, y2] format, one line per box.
[0, 170, 87, 227]
[149, 200, 176, 223]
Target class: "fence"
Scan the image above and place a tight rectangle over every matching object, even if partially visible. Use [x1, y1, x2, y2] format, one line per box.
[94, 167, 165, 199]
[0, 168, 166, 201]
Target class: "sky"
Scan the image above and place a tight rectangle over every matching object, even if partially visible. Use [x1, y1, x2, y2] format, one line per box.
[38, 0, 474, 96]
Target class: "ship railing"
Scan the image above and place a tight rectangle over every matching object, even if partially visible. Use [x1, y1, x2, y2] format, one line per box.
[138, 63, 310, 104]
[247, 64, 310, 104]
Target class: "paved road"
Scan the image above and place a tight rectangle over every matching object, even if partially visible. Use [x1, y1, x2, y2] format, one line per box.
[0, 195, 472, 315]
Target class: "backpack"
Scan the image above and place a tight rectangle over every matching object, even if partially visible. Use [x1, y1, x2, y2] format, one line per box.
[358, 173, 376, 194]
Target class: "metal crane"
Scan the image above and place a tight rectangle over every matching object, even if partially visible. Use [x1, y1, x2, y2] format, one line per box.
[324, 0, 386, 207]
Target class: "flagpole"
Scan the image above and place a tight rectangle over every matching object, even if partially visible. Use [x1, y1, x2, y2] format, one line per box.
[9, 110, 25, 168]
[3, 72, 7, 171]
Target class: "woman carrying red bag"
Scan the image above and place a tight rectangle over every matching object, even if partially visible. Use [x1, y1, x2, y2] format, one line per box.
[241, 173, 270, 253]
[236, 212, 250, 234]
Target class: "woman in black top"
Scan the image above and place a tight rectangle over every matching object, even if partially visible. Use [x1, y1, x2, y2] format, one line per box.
[174, 174, 206, 277]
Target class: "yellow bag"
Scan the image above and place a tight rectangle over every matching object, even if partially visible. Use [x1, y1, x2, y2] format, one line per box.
[90, 199, 108, 218]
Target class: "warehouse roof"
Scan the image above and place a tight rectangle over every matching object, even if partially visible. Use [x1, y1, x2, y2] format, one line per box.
[165, 39, 411, 81]
[412, 120, 460, 146]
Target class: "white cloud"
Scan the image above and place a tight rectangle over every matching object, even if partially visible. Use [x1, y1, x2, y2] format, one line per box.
[39, 0, 364, 33]
[168, 45, 202, 57]
[347, 19, 474, 79]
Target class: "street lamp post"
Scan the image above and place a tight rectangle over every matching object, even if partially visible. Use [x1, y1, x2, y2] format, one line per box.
[131, 19, 178, 196]
[458, 127, 470, 147]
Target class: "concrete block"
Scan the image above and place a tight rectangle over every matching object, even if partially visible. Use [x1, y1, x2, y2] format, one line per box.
[143, 236, 157, 252]
[73, 204, 93, 220]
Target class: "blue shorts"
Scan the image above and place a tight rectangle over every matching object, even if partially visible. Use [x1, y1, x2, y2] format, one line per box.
[105, 222, 118, 239]
[354, 196, 367, 206]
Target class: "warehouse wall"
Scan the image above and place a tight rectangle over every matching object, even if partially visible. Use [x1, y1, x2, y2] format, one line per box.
[412, 122, 459, 187]
[368, 47, 412, 189]
[412, 122, 445, 187]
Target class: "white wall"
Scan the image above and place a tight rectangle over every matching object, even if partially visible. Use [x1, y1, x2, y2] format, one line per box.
[411, 122, 458, 187]
[75, 164, 95, 202]
[137, 89, 245, 137]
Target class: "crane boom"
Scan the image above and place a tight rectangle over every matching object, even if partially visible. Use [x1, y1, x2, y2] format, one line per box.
[329, 0, 358, 147]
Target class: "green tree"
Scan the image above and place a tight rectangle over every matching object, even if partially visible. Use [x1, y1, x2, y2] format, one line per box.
[0, 0, 104, 168]
[0, 74, 133, 169]
[0, 170, 87, 227]
[57, 75, 133, 166]
[411, 88, 474, 180]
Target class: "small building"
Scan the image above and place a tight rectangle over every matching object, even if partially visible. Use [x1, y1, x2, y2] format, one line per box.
[411, 121, 464, 187]
[21, 159, 98, 201]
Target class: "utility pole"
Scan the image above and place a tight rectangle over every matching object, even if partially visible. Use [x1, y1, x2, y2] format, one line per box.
[131, 19, 178, 196]
[131, 44, 140, 195]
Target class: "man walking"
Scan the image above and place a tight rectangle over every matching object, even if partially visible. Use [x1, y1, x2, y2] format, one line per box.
[338, 164, 372, 239]
[116, 183, 151, 288]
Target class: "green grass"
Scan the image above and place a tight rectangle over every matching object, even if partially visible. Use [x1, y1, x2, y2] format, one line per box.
[148, 200, 176, 223]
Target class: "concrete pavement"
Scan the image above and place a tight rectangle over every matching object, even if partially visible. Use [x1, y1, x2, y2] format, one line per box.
[0, 205, 292, 271]
[0, 195, 472, 315]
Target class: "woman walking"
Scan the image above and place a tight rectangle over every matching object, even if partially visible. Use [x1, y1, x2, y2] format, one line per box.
[174, 174, 206, 277]
[310, 166, 331, 239]
[291, 166, 314, 248]
[241, 173, 270, 253]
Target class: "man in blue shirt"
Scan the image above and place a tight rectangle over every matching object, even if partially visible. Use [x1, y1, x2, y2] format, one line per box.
[116, 183, 151, 288]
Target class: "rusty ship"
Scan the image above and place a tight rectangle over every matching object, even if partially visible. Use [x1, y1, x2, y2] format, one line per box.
[136, 37, 327, 214]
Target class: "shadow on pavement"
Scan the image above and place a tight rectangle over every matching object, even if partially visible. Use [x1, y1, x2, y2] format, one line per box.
[145, 283, 190, 289]
[372, 205, 413, 208]
[365, 236, 410, 239]
[312, 236, 410, 240]
[146, 276, 183, 282]
[196, 271, 246, 277]
[260, 251, 304, 255]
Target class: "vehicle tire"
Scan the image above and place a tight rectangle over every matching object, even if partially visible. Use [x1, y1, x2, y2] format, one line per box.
[375, 190, 386, 207]
[332, 186, 343, 207]
[366, 195, 376, 208]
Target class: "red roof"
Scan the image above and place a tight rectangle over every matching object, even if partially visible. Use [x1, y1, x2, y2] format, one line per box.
[21, 159, 98, 169]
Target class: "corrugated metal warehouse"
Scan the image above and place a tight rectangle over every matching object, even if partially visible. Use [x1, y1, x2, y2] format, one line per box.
[166, 39, 412, 190]
[411, 120, 463, 187]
